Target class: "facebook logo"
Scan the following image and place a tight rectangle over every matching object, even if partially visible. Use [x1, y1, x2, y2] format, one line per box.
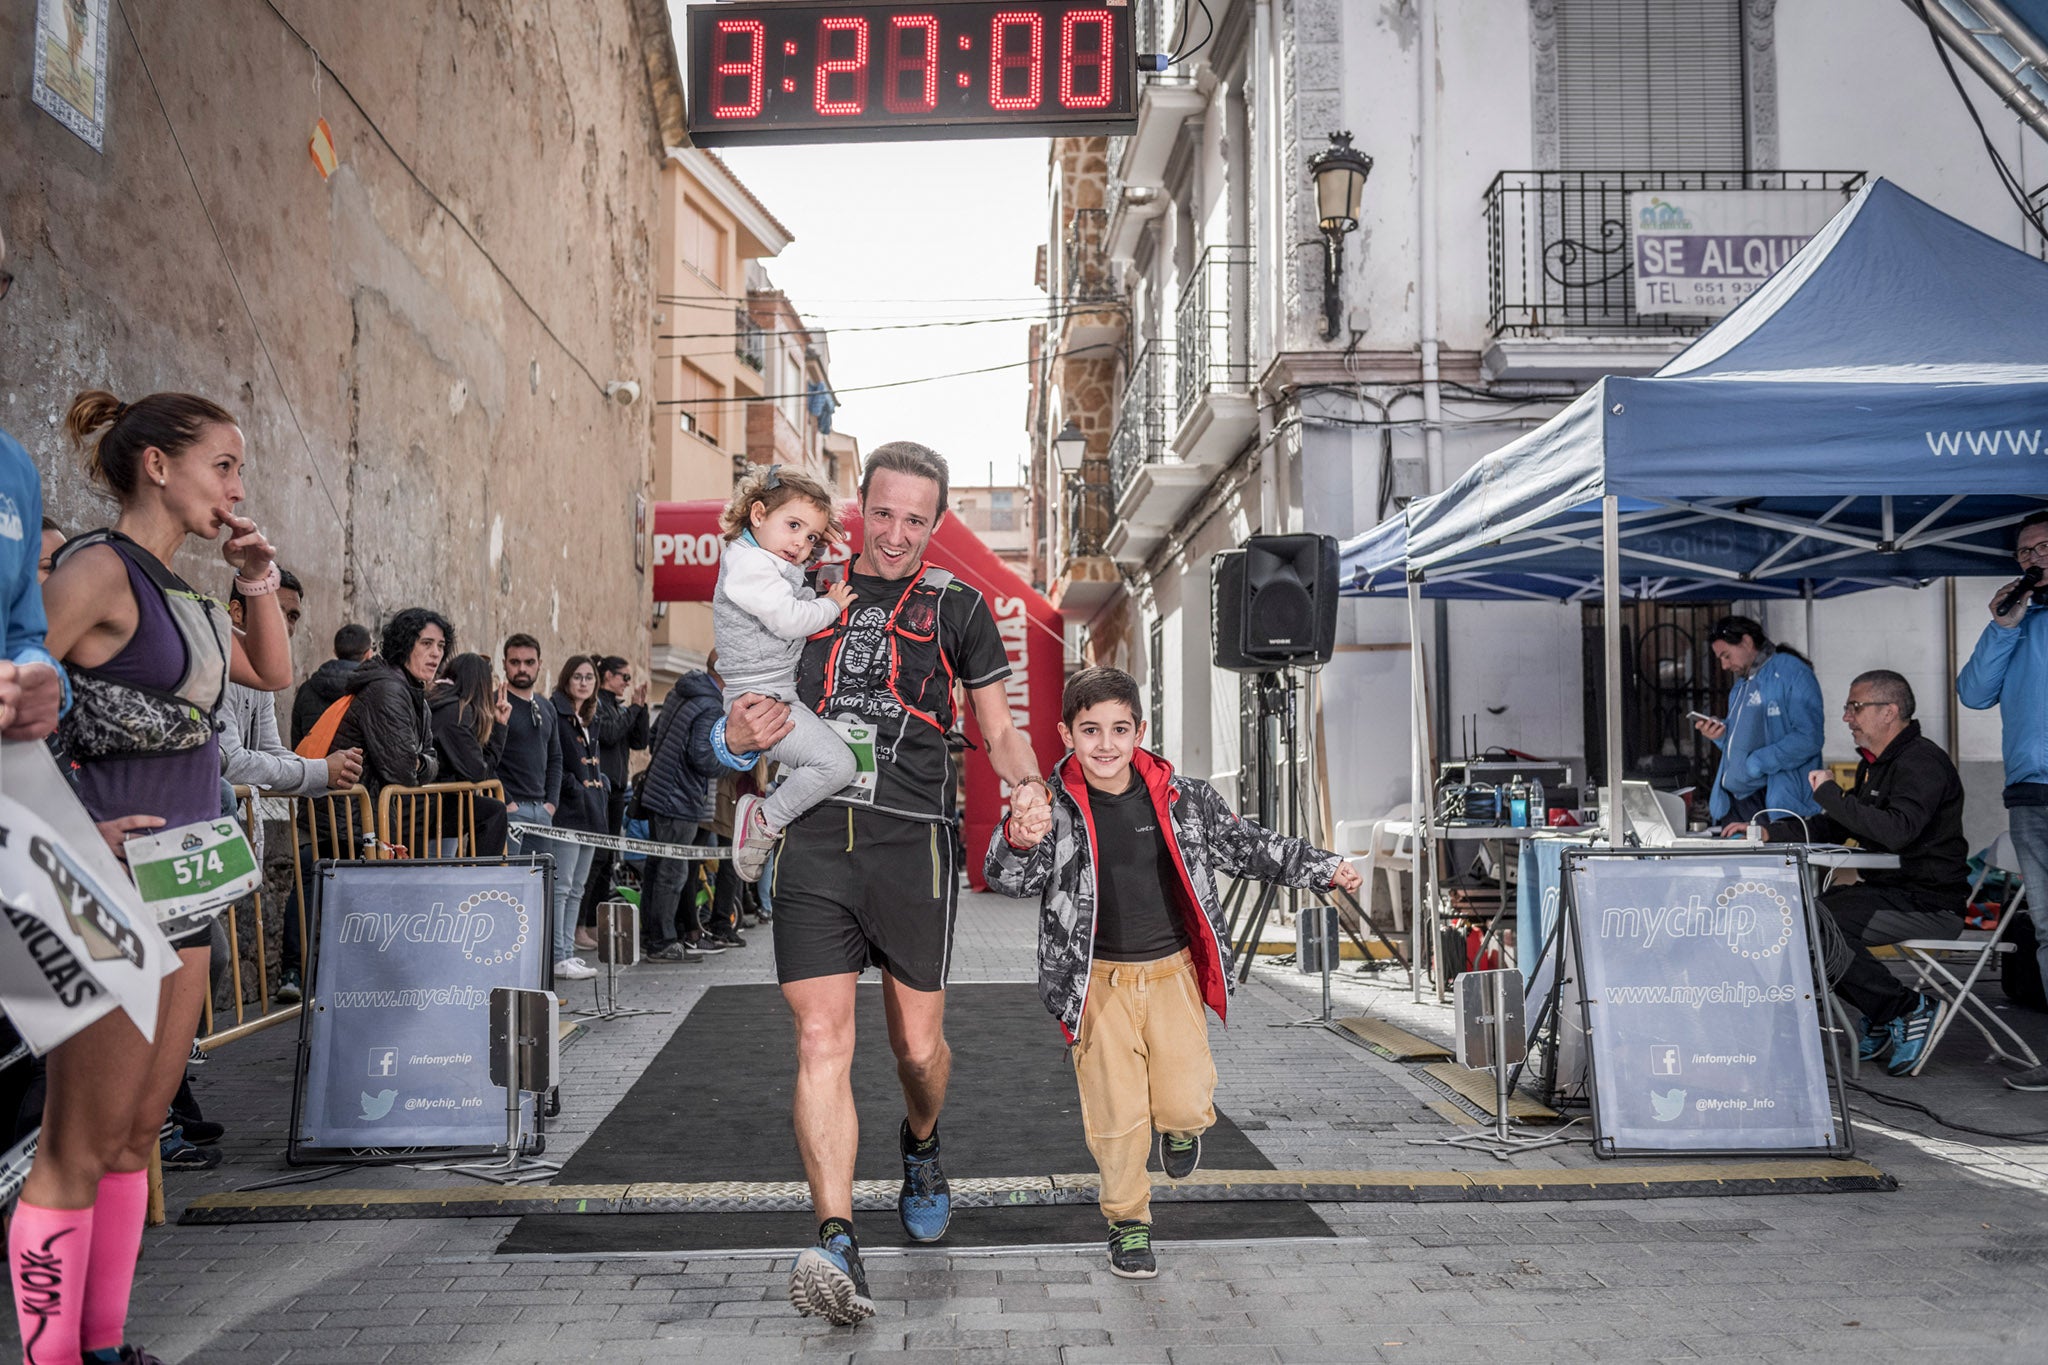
[1650, 1044, 1681, 1077]
[369, 1047, 398, 1078]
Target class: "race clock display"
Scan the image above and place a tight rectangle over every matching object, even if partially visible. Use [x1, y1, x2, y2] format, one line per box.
[685, 1, 1136, 145]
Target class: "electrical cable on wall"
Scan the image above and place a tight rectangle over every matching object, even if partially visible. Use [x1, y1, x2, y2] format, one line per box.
[117, 0, 385, 616]
[259, 0, 614, 397]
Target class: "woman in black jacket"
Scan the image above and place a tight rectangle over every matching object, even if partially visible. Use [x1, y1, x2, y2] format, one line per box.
[543, 656, 608, 970]
[332, 608, 448, 798]
[429, 652, 510, 855]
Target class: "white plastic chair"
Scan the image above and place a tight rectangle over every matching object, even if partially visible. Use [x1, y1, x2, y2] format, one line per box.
[1336, 804, 1417, 933]
[1893, 833, 2041, 1075]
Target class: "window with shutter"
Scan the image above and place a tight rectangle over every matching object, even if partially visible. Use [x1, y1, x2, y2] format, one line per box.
[1555, 0, 1746, 170]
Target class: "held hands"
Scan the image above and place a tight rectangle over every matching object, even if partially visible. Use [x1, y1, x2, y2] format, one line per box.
[327, 747, 365, 790]
[219, 512, 276, 580]
[824, 580, 857, 613]
[1328, 861, 1364, 895]
[1004, 778, 1054, 849]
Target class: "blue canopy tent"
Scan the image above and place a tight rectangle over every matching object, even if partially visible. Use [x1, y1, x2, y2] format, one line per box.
[1333, 178, 2048, 989]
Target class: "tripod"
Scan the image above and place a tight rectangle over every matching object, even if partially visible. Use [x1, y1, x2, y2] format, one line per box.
[1223, 671, 1408, 985]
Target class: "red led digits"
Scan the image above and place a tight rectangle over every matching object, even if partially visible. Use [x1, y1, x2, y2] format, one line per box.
[989, 11, 1044, 111]
[814, 16, 869, 116]
[710, 18, 766, 118]
[1059, 9, 1113, 109]
[885, 14, 940, 115]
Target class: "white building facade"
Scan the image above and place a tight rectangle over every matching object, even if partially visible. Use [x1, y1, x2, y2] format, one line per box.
[1030, 0, 2043, 850]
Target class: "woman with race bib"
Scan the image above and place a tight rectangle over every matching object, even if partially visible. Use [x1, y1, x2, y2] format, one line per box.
[15, 391, 292, 1364]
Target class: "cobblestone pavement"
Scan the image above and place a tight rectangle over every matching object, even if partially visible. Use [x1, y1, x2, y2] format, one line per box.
[16, 890, 2048, 1363]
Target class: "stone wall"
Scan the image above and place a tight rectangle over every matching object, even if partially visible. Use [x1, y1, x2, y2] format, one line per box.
[2, 0, 678, 682]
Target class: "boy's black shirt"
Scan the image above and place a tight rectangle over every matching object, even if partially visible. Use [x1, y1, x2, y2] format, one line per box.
[1089, 775, 1191, 962]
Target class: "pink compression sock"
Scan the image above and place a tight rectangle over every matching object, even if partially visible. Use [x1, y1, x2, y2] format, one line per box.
[82, 1169, 149, 1352]
[9, 1200, 95, 1365]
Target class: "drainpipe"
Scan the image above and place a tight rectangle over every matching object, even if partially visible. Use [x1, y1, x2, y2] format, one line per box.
[1417, 0, 1445, 493]
[1254, 0, 1279, 364]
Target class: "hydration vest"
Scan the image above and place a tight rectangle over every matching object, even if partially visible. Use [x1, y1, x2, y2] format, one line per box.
[805, 564, 958, 734]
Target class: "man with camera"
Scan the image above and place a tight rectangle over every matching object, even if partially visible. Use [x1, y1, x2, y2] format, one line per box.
[1957, 510, 2048, 1091]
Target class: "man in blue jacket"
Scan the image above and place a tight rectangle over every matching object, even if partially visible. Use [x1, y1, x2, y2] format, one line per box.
[1694, 616, 1825, 833]
[637, 656, 726, 960]
[1958, 510, 2048, 1092]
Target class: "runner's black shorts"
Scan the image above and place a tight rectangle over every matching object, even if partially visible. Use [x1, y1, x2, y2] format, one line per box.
[770, 803, 959, 992]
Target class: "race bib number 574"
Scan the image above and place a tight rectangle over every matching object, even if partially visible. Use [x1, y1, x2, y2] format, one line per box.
[125, 819, 259, 923]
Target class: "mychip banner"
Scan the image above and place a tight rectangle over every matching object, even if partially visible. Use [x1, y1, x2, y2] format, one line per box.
[292, 858, 550, 1161]
[1565, 848, 1844, 1156]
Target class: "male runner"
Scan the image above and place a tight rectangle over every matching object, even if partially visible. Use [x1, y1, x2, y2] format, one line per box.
[716, 442, 1048, 1324]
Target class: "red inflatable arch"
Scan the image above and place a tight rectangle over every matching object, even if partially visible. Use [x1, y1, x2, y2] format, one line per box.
[651, 500, 1066, 891]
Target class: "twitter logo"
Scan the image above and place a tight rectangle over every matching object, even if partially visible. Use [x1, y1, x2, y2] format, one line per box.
[360, 1089, 398, 1121]
[1649, 1087, 1687, 1122]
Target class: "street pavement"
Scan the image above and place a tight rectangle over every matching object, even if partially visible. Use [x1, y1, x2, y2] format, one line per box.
[14, 889, 2048, 1364]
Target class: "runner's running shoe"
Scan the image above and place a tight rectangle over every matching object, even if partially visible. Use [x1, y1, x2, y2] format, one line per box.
[1107, 1220, 1157, 1278]
[788, 1232, 874, 1324]
[1885, 994, 1945, 1076]
[898, 1119, 953, 1243]
[733, 794, 778, 883]
[1159, 1131, 1201, 1180]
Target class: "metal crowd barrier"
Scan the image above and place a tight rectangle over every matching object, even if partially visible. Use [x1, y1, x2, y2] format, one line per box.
[375, 779, 506, 861]
[195, 780, 503, 1049]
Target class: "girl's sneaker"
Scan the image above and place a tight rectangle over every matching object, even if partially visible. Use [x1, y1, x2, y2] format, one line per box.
[733, 795, 779, 883]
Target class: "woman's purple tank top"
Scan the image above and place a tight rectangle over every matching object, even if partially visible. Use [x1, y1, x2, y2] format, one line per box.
[70, 543, 224, 830]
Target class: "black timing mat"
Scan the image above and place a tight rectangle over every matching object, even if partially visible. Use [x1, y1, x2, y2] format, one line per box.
[495, 982, 1330, 1253]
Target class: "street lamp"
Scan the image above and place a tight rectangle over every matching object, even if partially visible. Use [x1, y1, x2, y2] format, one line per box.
[1308, 132, 1374, 341]
[1053, 419, 1088, 476]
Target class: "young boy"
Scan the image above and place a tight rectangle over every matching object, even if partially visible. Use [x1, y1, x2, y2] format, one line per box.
[985, 666, 1362, 1278]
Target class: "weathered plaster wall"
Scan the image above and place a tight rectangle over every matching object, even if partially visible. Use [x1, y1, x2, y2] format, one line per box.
[2, 0, 672, 681]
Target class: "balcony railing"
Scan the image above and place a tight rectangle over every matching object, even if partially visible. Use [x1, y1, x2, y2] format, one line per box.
[735, 306, 765, 370]
[1485, 169, 1865, 337]
[1109, 344, 1170, 504]
[1174, 245, 1253, 426]
[1063, 207, 1116, 305]
[1065, 475, 1113, 560]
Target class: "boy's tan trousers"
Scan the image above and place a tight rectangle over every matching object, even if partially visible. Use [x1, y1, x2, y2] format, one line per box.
[1071, 949, 1217, 1224]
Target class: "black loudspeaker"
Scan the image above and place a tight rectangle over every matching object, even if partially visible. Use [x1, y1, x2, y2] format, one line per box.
[1211, 534, 1340, 672]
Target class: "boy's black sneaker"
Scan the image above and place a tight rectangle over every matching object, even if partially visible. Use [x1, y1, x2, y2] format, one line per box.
[1159, 1131, 1201, 1180]
[788, 1230, 875, 1324]
[1107, 1220, 1157, 1279]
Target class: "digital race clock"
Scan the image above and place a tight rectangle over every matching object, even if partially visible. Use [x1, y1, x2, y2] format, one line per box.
[684, 0, 1137, 145]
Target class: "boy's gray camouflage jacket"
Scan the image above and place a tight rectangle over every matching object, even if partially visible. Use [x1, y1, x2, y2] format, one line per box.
[984, 747, 1343, 1041]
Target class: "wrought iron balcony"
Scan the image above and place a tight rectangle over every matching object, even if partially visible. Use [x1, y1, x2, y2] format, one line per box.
[1174, 244, 1253, 427]
[1109, 344, 1170, 505]
[1485, 169, 1865, 337]
[1064, 474, 1113, 560]
[735, 306, 765, 370]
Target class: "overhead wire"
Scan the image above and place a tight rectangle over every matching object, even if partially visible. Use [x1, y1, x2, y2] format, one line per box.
[658, 349, 1089, 405]
[1913, 0, 2048, 243]
[656, 306, 1122, 341]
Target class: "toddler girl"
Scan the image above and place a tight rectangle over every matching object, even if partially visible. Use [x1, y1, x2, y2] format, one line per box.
[712, 466, 859, 880]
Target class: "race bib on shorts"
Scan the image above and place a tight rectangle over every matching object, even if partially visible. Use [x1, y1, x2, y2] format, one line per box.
[125, 818, 259, 926]
[823, 715, 880, 805]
